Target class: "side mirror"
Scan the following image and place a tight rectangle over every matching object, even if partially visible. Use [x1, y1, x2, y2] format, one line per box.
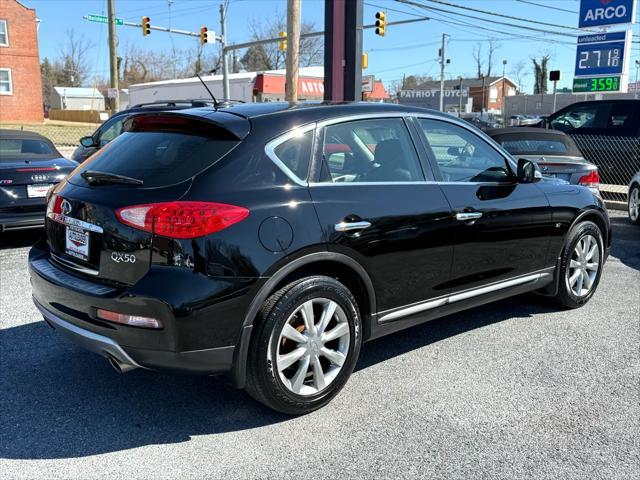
[517, 158, 542, 184]
[79, 136, 96, 148]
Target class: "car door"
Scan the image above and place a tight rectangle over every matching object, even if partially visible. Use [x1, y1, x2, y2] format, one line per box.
[414, 116, 554, 294]
[308, 115, 455, 316]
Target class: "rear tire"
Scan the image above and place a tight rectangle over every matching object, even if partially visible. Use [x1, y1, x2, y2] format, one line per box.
[553, 221, 604, 309]
[628, 184, 640, 226]
[245, 276, 362, 415]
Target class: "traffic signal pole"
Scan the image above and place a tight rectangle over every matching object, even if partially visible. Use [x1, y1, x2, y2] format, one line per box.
[107, 0, 119, 112]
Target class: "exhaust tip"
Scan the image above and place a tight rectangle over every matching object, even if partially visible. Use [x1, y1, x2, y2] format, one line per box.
[107, 355, 137, 374]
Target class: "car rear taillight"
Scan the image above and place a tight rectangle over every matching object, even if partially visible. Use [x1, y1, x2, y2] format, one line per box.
[578, 171, 600, 189]
[97, 309, 162, 329]
[47, 194, 63, 215]
[115, 201, 249, 239]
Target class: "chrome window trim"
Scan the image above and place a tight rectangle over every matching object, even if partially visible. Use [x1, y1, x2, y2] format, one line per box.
[378, 269, 553, 323]
[264, 122, 317, 187]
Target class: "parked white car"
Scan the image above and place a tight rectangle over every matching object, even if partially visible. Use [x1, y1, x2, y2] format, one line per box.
[629, 171, 640, 226]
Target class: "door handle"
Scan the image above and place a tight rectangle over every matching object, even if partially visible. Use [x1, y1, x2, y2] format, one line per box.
[334, 221, 372, 232]
[455, 212, 483, 221]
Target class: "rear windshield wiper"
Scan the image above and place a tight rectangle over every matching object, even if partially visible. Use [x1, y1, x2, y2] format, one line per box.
[81, 170, 144, 186]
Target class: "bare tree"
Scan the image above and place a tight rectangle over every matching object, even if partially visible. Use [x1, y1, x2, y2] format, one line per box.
[510, 60, 528, 92]
[240, 10, 323, 71]
[532, 54, 550, 94]
[472, 39, 500, 78]
[58, 29, 94, 86]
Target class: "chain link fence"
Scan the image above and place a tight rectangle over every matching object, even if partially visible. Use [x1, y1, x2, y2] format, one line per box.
[0, 123, 98, 159]
[569, 134, 640, 202]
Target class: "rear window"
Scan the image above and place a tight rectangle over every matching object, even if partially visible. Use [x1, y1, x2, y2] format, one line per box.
[0, 138, 55, 158]
[500, 139, 569, 155]
[69, 131, 239, 188]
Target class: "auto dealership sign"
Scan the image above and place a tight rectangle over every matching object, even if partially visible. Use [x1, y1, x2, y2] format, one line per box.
[579, 0, 637, 29]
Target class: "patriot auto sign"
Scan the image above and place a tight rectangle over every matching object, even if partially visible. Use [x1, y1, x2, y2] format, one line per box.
[579, 0, 637, 29]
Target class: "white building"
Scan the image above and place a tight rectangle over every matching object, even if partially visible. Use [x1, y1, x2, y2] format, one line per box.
[49, 86, 105, 110]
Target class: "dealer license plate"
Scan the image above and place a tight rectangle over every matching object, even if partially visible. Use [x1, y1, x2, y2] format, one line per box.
[65, 225, 90, 262]
[27, 184, 54, 198]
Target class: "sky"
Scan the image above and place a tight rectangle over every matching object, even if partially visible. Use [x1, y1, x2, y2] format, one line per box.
[27, 0, 640, 93]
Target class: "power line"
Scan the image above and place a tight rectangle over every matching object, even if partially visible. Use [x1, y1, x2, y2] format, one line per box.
[515, 0, 577, 14]
[397, 0, 579, 38]
[416, 0, 586, 32]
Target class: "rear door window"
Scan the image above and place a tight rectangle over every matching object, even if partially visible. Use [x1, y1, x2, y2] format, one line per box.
[549, 103, 610, 132]
[69, 130, 239, 188]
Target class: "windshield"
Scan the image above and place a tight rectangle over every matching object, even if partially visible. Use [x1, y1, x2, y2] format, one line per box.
[68, 131, 239, 188]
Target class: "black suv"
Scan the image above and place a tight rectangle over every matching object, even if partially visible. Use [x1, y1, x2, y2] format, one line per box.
[29, 103, 611, 414]
[71, 100, 216, 163]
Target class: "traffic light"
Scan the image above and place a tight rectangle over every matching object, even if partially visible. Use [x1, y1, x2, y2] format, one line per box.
[200, 26, 208, 45]
[362, 52, 368, 70]
[142, 16, 151, 36]
[375, 11, 386, 36]
[278, 31, 287, 52]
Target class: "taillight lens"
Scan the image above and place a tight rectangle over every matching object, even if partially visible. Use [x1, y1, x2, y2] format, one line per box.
[578, 170, 600, 189]
[115, 201, 249, 239]
[47, 194, 63, 215]
[97, 309, 162, 329]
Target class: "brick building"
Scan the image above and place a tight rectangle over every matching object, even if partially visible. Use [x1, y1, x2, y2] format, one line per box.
[415, 76, 519, 113]
[0, 0, 43, 122]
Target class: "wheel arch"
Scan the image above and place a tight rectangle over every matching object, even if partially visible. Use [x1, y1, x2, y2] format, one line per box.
[230, 252, 377, 388]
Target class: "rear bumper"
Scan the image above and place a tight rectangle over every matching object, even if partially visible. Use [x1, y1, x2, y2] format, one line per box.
[0, 211, 45, 231]
[29, 243, 256, 375]
[0, 199, 46, 231]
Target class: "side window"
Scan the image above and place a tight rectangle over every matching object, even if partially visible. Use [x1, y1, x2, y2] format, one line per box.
[549, 103, 608, 132]
[98, 118, 124, 146]
[272, 129, 313, 182]
[319, 118, 424, 183]
[608, 103, 635, 130]
[418, 119, 512, 183]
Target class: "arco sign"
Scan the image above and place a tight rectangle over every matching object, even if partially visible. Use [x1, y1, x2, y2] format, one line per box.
[579, 0, 637, 29]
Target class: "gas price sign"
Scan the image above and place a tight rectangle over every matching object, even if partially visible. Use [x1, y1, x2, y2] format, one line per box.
[573, 30, 632, 93]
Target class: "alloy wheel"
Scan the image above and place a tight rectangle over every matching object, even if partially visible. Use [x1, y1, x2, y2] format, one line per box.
[271, 298, 351, 396]
[630, 187, 639, 222]
[566, 234, 600, 297]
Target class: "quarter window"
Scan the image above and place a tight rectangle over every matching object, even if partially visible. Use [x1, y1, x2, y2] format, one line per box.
[418, 119, 512, 183]
[319, 118, 424, 183]
[0, 68, 12, 95]
[272, 129, 313, 182]
[98, 118, 124, 146]
[0, 20, 7, 46]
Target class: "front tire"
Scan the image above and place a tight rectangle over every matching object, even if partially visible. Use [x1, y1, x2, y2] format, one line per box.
[246, 276, 362, 415]
[553, 221, 604, 309]
[628, 184, 640, 226]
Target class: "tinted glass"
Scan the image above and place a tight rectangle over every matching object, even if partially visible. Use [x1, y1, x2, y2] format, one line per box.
[419, 119, 511, 183]
[99, 117, 124, 145]
[273, 129, 313, 181]
[320, 118, 423, 183]
[0, 138, 55, 159]
[500, 139, 568, 155]
[70, 131, 239, 187]
[549, 103, 609, 132]
[608, 103, 636, 130]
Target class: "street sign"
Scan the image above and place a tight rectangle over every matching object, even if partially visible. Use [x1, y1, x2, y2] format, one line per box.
[573, 76, 621, 92]
[86, 14, 124, 26]
[362, 75, 374, 93]
[107, 88, 118, 99]
[579, 0, 637, 29]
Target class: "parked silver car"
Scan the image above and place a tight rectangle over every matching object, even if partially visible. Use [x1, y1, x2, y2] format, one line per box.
[629, 171, 640, 226]
[487, 128, 600, 195]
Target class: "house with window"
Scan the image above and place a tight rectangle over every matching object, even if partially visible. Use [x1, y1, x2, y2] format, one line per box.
[0, 0, 43, 122]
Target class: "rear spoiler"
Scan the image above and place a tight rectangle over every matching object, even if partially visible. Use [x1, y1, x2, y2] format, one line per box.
[122, 111, 250, 140]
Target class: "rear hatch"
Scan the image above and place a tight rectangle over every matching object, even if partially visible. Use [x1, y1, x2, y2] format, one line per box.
[45, 110, 250, 286]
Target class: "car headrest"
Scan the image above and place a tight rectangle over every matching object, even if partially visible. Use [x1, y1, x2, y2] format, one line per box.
[374, 139, 401, 166]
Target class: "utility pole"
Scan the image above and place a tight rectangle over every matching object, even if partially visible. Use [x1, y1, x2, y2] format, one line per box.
[502, 59, 507, 125]
[107, 0, 119, 112]
[438, 33, 448, 112]
[458, 76, 463, 115]
[481, 75, 486, 118]
[220, 3, 230, 100]
[286, 0, 301, 102]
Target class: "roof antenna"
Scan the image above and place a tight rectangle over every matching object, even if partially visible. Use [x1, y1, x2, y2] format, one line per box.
[195, 70, 219, 108]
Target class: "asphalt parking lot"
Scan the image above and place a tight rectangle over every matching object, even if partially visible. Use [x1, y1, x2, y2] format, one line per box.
[1, 211, 638, 479]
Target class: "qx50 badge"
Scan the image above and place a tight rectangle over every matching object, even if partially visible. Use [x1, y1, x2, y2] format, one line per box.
[111, 252, 136, 264]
